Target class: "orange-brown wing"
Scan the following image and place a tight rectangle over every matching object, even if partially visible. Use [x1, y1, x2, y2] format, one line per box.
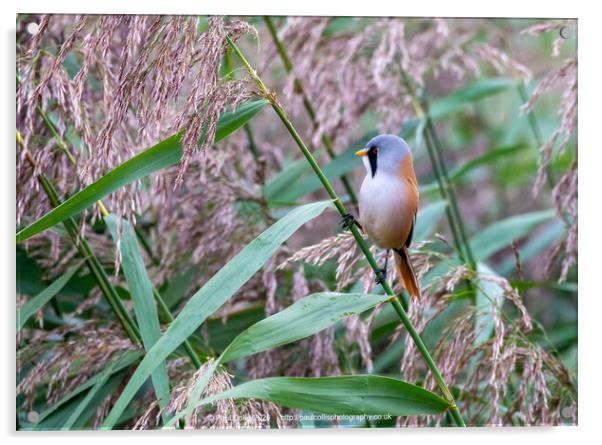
[394, 153, 420, 299]
[398, 152, 419, 248]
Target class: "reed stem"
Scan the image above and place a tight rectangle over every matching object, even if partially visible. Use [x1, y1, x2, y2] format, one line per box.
[227, 35, 466, 427]
[399, 69, 476, 270]
[426, 119, 476, 268]
[422, 125, 467, 263]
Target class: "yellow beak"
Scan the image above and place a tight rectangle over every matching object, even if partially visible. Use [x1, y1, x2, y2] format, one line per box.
[355, 149, 368, 157]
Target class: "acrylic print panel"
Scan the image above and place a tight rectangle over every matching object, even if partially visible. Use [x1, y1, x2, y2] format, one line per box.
[16, 14, 577, 430]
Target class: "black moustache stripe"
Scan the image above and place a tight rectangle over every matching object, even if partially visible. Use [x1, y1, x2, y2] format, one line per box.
[368, 149, 377, 177]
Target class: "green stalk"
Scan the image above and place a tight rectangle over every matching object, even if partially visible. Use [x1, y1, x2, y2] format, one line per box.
[264, 16, 359, 207]
[517, 83, 544, 149]
[400, 69, 476, 270]
[399, 70, 477, 313]
[426, 119, 476, 269]
[227, 35, 466, 427]
[422, 125, 467, 263]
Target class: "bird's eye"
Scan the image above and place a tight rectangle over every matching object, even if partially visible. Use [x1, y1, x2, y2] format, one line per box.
[371, 146, 379, 154]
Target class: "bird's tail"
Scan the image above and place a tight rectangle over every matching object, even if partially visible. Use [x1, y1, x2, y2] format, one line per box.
[393, 247, 421, 300]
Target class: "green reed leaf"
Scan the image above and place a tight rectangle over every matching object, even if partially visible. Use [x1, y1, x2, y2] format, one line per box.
[101, 200, 333, 429]
[194, 375, 450, 416]
[428, 78, 517, 119]
[414, 200, 448, 242]
[17, 261, 83, 331]
[106, 215, 171, 417]
[474, 263, 507, 346]
[470, 210, 555, 261]
[23, 368, 128, 431]
[16, 99, 268, 243]
[221, 292, 390, 362]
[170, 292, 392, 425]
[420, 144, 530, 194]
[497, 220, 565, 275]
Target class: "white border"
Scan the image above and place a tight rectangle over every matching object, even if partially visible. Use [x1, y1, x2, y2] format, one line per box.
[6, 0, 583, 17]
[3, 1, 599, 444]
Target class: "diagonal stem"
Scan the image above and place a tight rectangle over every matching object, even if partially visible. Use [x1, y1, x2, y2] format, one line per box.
[264, 16, 359, 207]
[227, 35, 466, 427]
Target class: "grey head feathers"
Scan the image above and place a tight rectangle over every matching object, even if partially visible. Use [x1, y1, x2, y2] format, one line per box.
[362, 134, 412, 177]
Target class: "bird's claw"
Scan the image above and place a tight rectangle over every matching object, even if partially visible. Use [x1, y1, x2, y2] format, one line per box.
[374, 268, 387, 285]
[340, 213, 363, 232]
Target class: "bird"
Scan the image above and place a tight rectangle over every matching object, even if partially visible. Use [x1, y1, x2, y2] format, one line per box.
[352, 134, 421, 300]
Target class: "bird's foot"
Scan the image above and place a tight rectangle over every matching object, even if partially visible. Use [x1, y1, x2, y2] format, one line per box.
[374, 268, 387, 285]
[340, 213, 363, 232]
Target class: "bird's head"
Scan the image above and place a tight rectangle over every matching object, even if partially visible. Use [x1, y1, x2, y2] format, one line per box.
[355, 134, 413, 178]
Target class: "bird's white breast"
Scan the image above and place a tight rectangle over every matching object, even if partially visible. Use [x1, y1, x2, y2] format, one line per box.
[359, 172, 413, 249]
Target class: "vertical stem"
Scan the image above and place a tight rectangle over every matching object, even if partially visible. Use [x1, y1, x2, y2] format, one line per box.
[400, 69, 477, 271]
[227, 35, 466, 427]
[264, 16, 359, 207]
[517, 83, 544, 148]
[426, 120, 476, 268]
[422, 126, 467, 263]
